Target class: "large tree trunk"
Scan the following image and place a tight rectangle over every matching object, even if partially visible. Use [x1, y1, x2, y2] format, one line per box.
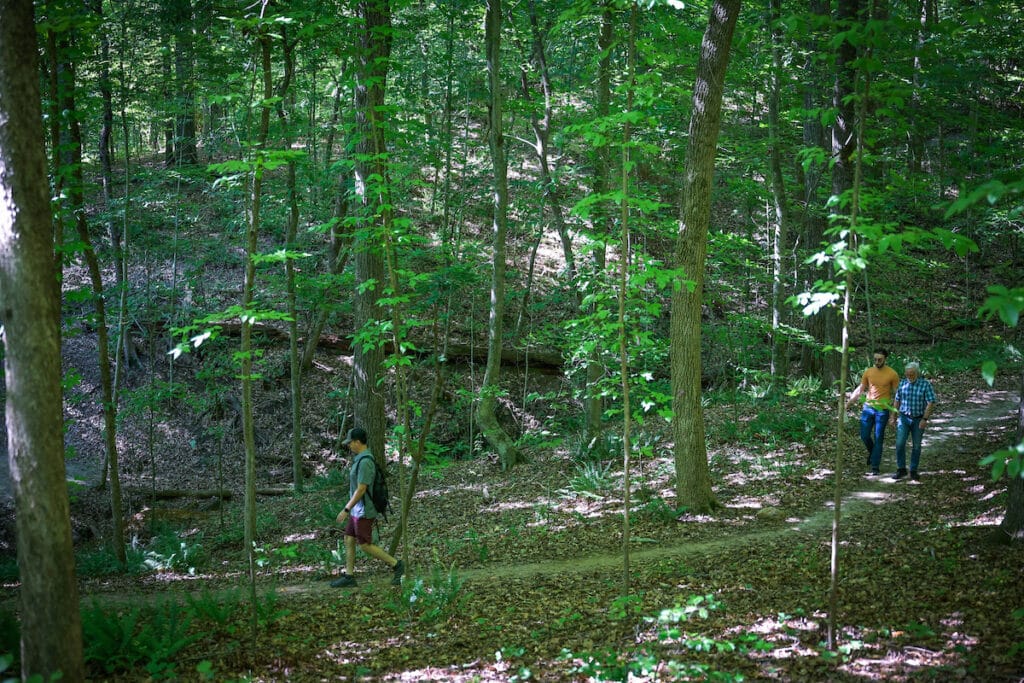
[170, 0, 197, 166]
[477, 0, 522, 469]
[352, 0, 393, 458]
[820, 0, 862, 387]
[798, 0, 829, 378]
[0, 1, 85, 677]
[670, 0, 740, 513]
[997, 365, 1024, 540]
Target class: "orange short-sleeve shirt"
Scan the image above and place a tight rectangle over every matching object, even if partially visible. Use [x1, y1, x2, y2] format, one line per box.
[860, 365, 900, 402]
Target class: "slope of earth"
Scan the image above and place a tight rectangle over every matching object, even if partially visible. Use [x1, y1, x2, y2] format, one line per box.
[13, 369, 1019, 681]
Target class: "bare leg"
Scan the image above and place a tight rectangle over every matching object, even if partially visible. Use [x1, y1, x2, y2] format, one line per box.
[345, 534, 357, 575]
[359, 542, 398, 568]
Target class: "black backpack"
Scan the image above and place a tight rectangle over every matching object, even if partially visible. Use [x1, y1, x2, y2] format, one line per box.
[356, 454, 390, 522]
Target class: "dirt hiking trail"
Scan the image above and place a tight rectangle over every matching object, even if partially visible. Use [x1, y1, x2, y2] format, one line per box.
[275, 387, 1020, 593]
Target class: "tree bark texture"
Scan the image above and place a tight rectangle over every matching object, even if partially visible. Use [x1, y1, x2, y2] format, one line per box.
[998, 366, 1024, 540]
[670, 0, 740, 513]
[352, 0, 393, 458]
[477, 0, 522, 469]
[0, 1, 85, 677]
[799, 0, 830, 378]
[170, 0, 197, 165]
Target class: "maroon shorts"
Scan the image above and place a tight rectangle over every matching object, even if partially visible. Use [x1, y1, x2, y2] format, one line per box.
[344, 515, 374, 545]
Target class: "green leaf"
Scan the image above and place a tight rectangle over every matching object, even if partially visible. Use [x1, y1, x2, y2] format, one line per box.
[207, 159, 251, 175]
[981, 360, 997, 386]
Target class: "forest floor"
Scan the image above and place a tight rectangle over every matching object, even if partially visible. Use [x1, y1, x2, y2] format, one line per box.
[2, 367, 1020, 681]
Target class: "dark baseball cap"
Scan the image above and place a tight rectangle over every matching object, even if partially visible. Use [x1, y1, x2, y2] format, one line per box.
[342, 427, 368, 446]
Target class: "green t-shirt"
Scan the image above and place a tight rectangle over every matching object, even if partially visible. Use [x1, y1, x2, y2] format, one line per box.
[349, 450, 378, 518]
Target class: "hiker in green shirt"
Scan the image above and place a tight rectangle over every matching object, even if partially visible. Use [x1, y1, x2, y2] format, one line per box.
[331, 427, 404, 587]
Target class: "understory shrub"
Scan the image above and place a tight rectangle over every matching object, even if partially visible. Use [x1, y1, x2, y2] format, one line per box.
[82, 599, 200, 679]
[744, 404, 830, 447]
[558, 594, 767, 682]
[142, 527, 207, 574]
[635, 497, 687, 524]
[565, 460, 615, 496]
[0, 609, 18, 673]
[385, 561, 468, 625]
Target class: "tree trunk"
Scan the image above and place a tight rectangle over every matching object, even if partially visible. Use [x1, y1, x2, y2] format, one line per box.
[53, 22, 126, 563]
[822, 0, 862, 387]
[767, 0, 790, 379]
[799, 0, 830, 378]
[161, 41, 174, 165]
[242, 29, 273, 557]
[618, 2, 639, 595]
[997, 365, 1024, 540]
[0, 2, 86, 677]
[907, 0, 934, 174]
[585, 3, 615, 448]
[522, 0, 576, 294]
[171, 0, 197, 165]
[670, 0, 740, 513]
[274, 27, 304, 494]
[300, 189, 351, 374]
[352, 0, 393, 458]
[477, 0, 522, 469]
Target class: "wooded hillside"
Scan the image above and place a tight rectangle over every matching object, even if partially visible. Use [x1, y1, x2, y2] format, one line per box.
[1, 0, 1023, 679]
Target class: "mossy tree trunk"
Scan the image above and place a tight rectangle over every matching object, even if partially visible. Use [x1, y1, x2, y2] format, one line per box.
[477, 0, 522, 470]
[351, 0, 393, 458]
[670, 0, 740, 513]
[0, 1, 85, 676]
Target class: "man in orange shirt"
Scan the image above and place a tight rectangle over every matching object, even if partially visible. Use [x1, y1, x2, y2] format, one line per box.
[848, 348, 900, 475]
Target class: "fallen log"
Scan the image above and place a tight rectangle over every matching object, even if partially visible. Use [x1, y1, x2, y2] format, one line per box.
[127, 487, 294, 501]
[213, 321, 564, 373]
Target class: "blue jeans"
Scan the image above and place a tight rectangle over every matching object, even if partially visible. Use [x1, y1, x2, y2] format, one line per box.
[895, 414, 924, 472]
[859, 406, 890, 470]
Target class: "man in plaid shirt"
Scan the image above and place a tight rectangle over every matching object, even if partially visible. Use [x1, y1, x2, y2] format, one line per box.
[889, 362, 937, 481]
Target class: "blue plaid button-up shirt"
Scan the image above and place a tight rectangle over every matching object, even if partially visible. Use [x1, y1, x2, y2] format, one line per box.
[895, 377, 936, 418]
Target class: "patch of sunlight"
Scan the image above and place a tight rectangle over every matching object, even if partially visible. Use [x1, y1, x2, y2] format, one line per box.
[722, 471, 755, 487]
[731, 614, 820, 659]
[150, 571, 213, 584]
[283, 532, 317, 542]
[965, 389, 1015, 405]
[320, 640, 363, 668]
[980, 488, 1001, 501]
[486, 499, 542, 513]
[850, 490, 895, 502]
[677, 513, 720, 524]
[386, 664, 509, 681]
[955, 511, 1004, 527]
[727, 497, 777, 510]
[418, 481, 491, 499]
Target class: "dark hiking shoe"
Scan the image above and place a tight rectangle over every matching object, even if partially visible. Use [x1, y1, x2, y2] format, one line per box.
[330, 574, 357, 588]
[392, 560, 405, 586]
[910, 470, 920, 481]
[892, 468, 908, 480]
[867, 469, 880, 477]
